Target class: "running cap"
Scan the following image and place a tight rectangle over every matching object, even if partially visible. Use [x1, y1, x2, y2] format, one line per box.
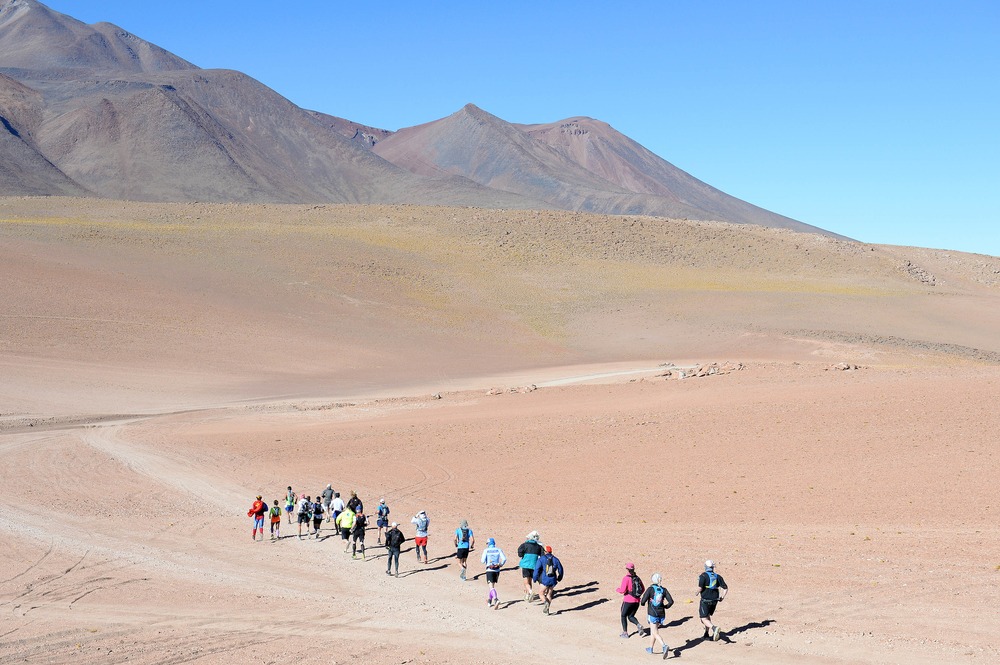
[380, 498, 385, 504]
[705, 559, 715, 570]
[545, 545, 552, 553]
[460, 519, 468, 528]
[326, 483, 332, 489]
[391, 522, 398, 527]
[256, 495, 262, 499]
[419, 510, 426, 515]
[487, 537, 496, 546]
[651, 572, 662, 584]
[625, 562, 635, 570]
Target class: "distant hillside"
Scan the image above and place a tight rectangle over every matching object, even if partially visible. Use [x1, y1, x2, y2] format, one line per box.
[0, 0, 829, 235]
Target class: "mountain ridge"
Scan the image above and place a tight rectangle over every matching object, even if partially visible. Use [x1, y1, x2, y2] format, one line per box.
[0, 0, 832, 236]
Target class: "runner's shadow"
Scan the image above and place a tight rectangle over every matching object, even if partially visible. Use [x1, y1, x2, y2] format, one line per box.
[558, 580, 598, 594]
[554, 597, 609, 615]
[672, 619, 774, 655]
[718, 619, 774, 644]
[398, 564, 449, 578]
[664, 616, 692, 629]
[559, 585, 599, 599]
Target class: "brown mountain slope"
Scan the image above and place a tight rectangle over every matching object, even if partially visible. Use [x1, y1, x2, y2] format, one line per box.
[0, 0, 194, 74]
[375, 104, 828, 233]
[0, 72, 88, 195]
[519, 116, 812, 231]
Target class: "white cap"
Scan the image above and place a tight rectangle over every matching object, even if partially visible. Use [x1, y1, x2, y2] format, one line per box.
[651, 572, 662, 584]
[705, 559, 715, 569]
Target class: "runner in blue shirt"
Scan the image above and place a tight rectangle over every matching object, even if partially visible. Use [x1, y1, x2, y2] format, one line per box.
[454, 519, 475, 580]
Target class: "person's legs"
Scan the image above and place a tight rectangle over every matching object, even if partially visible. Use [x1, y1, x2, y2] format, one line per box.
[625, 602, 643, 632]
[620, 602, 630, 634]
[699, 600, 717, 636]
[522, 568, 533, 600]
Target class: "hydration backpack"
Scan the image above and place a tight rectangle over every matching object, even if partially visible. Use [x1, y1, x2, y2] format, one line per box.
[417, 516, 428, 532]
[651, 584, 665, 608]
[630, 574, 645, 599]
[544, 555, 556, 577]
[706, 571, 718, 589]
[460, 528, 470, 543]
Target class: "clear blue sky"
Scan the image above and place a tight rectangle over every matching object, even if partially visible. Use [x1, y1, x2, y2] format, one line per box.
[44, 1, 1000, 257]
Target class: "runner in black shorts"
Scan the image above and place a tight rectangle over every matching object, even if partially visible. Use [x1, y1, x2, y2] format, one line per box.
[698, 559, 728, 641]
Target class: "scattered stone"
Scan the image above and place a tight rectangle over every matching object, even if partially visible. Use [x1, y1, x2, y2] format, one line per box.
[430, 393, 441, 400]
[826, 362, 861, 371]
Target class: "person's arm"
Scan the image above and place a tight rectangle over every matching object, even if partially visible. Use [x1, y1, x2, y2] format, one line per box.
[663, 588, 675, 610]
[470, 534, 475, 550]
[639, 586, 650, 606]
[719, 577, 728, 601]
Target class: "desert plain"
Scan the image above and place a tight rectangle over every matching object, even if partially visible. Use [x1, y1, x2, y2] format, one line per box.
[1, 197, 998, 664]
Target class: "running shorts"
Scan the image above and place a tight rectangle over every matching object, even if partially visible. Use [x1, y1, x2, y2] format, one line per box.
[486, 570, 500, 584]
[648, 615, 665, 626]
[521, 567, 534, 579]
[699, 599, 718, 618]
[415, 536, 428, 547]
[298, 513, 310, 524]
[456, 547, 470, 560]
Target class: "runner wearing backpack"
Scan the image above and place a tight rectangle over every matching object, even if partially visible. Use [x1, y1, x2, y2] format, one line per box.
[375, 499, 390, 544]
[517, 530, 544, 602]
[454, 519, 475, 580]
[615, 562, 647, 638]
[296, 495, 312, 539]
[640, 572, 674, 657]
[697, 559, 728, 641]
[336, 506, 356, 551]
[532, 545, 564, 615]
[384, 522, 405, 577]
[350, 509, 368, 559]
[411, 511, 430, 564]
[284, 487, 296, 524]
[481, 537, 507, 609]
[268, 499, 282, 541]
[310, 496, 325, 538]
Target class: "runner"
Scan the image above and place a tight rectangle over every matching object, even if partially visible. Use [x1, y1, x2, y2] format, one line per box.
[697, 559, 728, 641]
[410, 510, 430, 564]
[454, 519, 475, 580]
[311, 495, 325, 538]
[384, 522, 405, 577]
[268, 499, 282, 541]
[350, 508, 368, 559]
[517, 530, 544, 601]
[481, 537, 507, 609]
[336, 505, 356, 552]
[247, 495, 266, 542]
[346, 490, 362, 514]
[375, 498, 390, 544]
[284, 486, 297, 524]
[296, 494, 312, 539]
[615, 562, 647, 638]
[532, 545, 564, 615]
[331, 491, 345, 526]
[321, 484, 335, 522]
[640, 572, 674, 657]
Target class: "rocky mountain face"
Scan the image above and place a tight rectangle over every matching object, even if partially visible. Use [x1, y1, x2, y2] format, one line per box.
[0, 0, 829, 235]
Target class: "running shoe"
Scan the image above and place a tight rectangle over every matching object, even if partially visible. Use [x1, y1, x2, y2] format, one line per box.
[619, 632, 628, 639]
[712, 626, 720, 641]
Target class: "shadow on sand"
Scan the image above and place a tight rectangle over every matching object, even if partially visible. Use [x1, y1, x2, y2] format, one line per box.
[670, 619, 775, 657]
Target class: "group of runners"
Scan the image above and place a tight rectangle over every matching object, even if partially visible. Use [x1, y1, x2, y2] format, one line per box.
[248, 487, 728, 656]
[615, 560, 729, 658]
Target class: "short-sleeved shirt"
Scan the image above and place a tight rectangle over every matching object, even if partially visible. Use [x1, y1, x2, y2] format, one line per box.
[698, 572, 728, 601]
[455, 527, 473, 549]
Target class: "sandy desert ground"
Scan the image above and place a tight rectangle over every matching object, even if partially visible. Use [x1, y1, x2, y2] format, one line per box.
[1, 198, 999, 664]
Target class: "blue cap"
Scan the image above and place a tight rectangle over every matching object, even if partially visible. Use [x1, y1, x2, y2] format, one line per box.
[487, 537, 496, 546]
